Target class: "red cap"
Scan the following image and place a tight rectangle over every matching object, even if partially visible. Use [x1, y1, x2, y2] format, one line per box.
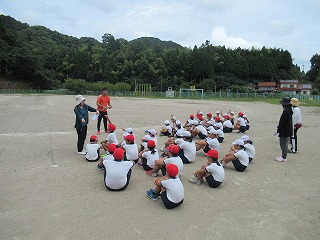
[107, 144, 117, 153]
[147, 140, 156, 148]
[205, 149, 219, 159]
[124, 134, 135, 142]
[190, 114, 194, 119]
[166, 164, 178, 177]
[90, 135, 98, 141]
[167, 144, 179, 154]
[215, 116, 221, 122]
[223, 114, 230, 119]
[238, 112, 244, 117]
[108, 124, 116, 131]
[207, 112, 212, 117]
[113, 148, 124, 161]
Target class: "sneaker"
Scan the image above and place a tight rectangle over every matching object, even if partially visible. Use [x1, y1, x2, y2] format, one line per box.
[97, 131, 101, 135]
[189, 177, 202, 185]
[97, 164, 105, 171]
[146, 189, 159, 200]
[77, 151, 86, 155]
[275, 157, 287, 162]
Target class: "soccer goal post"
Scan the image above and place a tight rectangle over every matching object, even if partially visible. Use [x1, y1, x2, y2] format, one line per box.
[179, 87, 204, 98]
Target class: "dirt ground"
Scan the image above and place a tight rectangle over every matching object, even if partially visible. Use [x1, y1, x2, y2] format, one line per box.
[0, 94, 319, 240]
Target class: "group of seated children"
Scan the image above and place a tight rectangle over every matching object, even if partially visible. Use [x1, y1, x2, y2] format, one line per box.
[80, 109, 255, 209]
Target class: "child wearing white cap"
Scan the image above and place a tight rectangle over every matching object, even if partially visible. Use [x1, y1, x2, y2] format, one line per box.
[160, 120, 173, 137]
[220, 139, 249, 172]
[241, 135, 255, 163]
[178, 131, 196, 164]
[195, 129, 220, 153]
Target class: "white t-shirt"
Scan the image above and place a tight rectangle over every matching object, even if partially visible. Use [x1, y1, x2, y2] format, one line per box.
[179, 141, 196, 162]
[216, 129, 224, 138]
[106, 131, 118, 145]
[176, 128, 185, 138]
[244, 143, 256, 159]
[223, 120, 233, 128]
[206, 137, 220, 151]
[196, 125, 208, 136]
[161, 177, 184, 203]
[142, 150, 159, 168]
[205, 162, 225, 182]
[103, 160, 134, 189]
[237, 117, 246, 127]
[164, 156, 184, 177]
[234, 149, 249, 166]
[150, 136, 158, 146]
[166, 125, 173, 135]
[85, 143, 100, 160]
[123, 143, 139, 161]
[174, 138, 185, 146]
[292, 107, 302, 125]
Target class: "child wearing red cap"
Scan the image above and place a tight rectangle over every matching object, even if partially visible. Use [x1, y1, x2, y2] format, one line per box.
[122, 134, 139, 163]
[97, 143, 117, 170]
[234, 112, 247, 133]
[189, 150, 224, 187]
[105, 124, 119, 145]
[138, 140, 159, 174]
[151, 144, 184, 177]
[103, 148, 134, 191]
[223, 115, 233, 133]
[146, 164, 184, 209]
[85, 135, 101, 161]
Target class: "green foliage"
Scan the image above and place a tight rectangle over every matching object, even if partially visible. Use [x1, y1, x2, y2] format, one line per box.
[0, 14, 310, 91]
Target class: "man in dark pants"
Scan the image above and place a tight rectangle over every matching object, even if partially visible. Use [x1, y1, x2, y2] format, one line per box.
[96, 88, 112, 135]
[275, 97, 293, 162]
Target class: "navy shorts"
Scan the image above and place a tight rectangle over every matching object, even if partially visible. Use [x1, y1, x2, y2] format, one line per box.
[160, 191, 183, 209]
[178, 149, 191, 164]
[218, 137, 224, 143]
[239, 126, 246, 133]
[205, 175, 222, 188]
[198, 132, 206, 139]
[204, 144, 210, 153]
[223, 127, 233, 133]
[105, 169, 132, 191]
[232, 158, 247, 172]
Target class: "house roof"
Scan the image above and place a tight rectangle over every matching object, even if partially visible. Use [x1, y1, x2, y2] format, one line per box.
[257, 82, 276, 87]
[279, 80, 299, 84]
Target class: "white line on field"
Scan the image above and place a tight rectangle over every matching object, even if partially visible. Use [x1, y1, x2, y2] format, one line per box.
[0, 131, 74, 137]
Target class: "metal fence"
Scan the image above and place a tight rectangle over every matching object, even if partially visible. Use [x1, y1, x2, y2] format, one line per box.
[0, 88, 319, 104]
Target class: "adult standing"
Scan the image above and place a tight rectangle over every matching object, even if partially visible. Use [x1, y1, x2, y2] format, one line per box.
[74, 95, 99, 154]
[275, 97, 293, 162]
[96, 88, 112, 135]
[290, 98, 302, 153]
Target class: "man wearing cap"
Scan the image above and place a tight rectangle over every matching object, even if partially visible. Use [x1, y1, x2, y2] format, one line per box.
[146, 164, 184, 209]
[189, 149, 224, 187]
[221, 139, 249, 172]
[275, 97, 293, 162]
[289, 98, 302, 153]
[74, 95, 99, 155]
[96, 88, 112, 135]
[103, 148, 134, 191]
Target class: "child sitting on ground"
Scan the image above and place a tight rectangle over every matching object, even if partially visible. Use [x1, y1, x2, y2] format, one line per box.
[97, 143, 117, 170]
[138, 140, 159, 175]
[189, 149, 224, 188]
[160, 120, 172, 137]
[85, 135, 101, 162]
[146, 164, 184, 209]
[122, 134, 139, 164]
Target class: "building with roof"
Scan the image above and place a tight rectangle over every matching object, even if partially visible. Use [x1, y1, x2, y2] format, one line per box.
[277, 80, 312, 95]
[257, 82, 277, 92]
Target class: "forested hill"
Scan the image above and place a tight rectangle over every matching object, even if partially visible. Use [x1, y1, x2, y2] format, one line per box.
[0, 14, 318, 93]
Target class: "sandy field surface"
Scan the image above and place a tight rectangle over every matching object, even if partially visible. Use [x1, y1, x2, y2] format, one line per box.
[0, 94, 319, 240]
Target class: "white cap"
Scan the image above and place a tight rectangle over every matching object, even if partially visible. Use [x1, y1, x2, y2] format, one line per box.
[232, 139, 244, 146]
[241, 135, 250, 141]
[164, 120, 170, 125]
[182, 131, 191, 137]
[143, 135, 152, 141]
[125, 128, 133, 133]
[199, 112, 203, 115]
[176, 120, 181, 125]
[216, 111, 220, 114]
[148, 129, 157, 136]
[208, 129, 218, 135]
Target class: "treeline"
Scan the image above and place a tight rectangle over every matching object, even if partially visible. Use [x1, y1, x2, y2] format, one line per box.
[0, 15, 319, 93]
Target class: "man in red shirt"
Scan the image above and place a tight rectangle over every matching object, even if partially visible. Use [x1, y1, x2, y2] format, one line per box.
[96, 88, 112, 135]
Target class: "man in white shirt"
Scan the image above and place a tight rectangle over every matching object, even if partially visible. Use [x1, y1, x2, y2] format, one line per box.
[290, 98, 302, 153]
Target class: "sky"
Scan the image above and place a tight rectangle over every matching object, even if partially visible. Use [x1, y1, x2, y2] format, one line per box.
[1, 0, 319, 72]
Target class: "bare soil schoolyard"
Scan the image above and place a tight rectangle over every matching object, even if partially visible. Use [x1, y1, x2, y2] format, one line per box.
[0, 94, 319, 240]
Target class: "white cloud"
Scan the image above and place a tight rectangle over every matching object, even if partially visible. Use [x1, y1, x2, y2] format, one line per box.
[211, 26, 261, 49]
